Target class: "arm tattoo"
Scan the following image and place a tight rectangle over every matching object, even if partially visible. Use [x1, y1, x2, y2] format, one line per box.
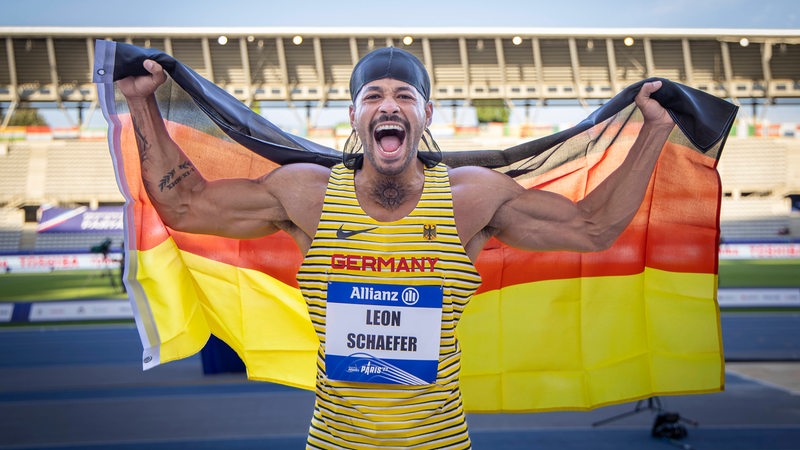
[158, 161, 196, 191]
[158, 169, 176, 191]
[131, 116, 151, 160]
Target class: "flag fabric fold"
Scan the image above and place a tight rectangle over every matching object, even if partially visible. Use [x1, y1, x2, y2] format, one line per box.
[94, 39, 736, 411]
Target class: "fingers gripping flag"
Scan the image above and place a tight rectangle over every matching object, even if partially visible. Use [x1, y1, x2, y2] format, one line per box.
[94, 40, 736, 411]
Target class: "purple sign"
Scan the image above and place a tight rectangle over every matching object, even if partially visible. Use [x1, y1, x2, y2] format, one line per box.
[37, 206, 123, 233]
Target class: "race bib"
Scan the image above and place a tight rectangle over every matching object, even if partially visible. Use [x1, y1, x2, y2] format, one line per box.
[325, 281, 443, 385]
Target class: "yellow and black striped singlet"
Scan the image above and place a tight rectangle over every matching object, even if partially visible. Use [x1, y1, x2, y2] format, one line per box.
[297, 163, 482, 449]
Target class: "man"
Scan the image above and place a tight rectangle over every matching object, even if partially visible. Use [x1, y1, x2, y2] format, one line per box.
[119, 47, 674, 449]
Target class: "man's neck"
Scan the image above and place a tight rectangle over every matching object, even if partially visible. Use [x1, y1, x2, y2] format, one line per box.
[355, 159, 425, 221]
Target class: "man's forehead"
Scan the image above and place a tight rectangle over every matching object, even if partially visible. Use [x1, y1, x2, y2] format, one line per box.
[360, 79, 419, 93]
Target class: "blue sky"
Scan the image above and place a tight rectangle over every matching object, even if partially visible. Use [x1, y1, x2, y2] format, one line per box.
[1, 0, 798, 29]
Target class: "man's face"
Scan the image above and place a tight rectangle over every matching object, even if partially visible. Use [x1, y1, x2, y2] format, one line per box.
[349, 78, 433, 176]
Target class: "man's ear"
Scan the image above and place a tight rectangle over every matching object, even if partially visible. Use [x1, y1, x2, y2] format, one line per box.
[425, 101, 433, 127]
[349, 104, 356, 128]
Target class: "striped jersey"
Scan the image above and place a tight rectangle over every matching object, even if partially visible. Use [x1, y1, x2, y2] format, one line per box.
[297, 162, 482, 449]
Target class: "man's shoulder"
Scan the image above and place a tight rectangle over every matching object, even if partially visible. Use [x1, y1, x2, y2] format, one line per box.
[448, 165, 507, 187]
[271, 162, 332, 181]
[263, 163, 331, 195]
[448, 165, 524, 209]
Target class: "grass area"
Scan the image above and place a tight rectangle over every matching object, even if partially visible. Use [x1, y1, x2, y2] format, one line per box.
[718, 259, 800, 288]
[0, 269, 126, 302]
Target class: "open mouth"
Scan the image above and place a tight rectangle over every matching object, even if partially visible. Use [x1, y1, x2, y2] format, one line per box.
[374, 124, 406, 154]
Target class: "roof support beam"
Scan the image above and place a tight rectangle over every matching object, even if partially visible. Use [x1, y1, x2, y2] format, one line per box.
[201, 37, 214, 82]
[422, 37, 434, 96]
[239, 37, 253, 106]
[568, 37, 584, 104]
[458, 37, 470, 102]
[275, 37, 290, 103]
[164, 37, 173, 56]
[681, 38, 694, 87]
[349, 37, 359, 67]
[606, 38, 620, 93]
[46, 37, 59, 100]
[313, 37, 326, 105]
[643, 37, 655, 77]
[2, 37, 19, 128]
[347, 37, 360, 101]
[720, 41, 736, 102]
[494, 37, 508, 103]
[761, 41, 773, 102]
[82, 37, 98, 127]
[531, 37, 544, 103]
[309, 36, 328, 129]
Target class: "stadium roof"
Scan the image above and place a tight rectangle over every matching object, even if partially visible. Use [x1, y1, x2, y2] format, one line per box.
[1, 27, 799, 126]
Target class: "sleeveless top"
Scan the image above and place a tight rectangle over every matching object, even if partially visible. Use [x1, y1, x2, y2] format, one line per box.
[297, 163, 482, 449]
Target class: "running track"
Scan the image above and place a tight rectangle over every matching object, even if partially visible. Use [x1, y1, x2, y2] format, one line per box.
[0, 311, 798, 449]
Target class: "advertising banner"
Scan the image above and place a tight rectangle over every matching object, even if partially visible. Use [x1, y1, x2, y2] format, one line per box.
[37, 206, 123, 233]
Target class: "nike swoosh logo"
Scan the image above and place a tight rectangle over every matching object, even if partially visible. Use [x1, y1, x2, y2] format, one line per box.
[336, 225, 377, 239]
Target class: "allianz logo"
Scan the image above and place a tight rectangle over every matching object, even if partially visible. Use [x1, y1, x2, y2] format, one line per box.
[349, 286, 420, 305]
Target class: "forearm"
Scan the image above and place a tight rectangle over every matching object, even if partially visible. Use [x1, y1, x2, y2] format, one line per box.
[126, 94, 205, 227]
[577, 120, 674, 248]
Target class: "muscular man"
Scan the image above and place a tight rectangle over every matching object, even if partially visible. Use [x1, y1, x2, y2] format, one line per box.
[119, 47, 674, 449]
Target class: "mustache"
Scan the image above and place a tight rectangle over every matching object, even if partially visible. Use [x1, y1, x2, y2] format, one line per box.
[369, 114, 409, 133]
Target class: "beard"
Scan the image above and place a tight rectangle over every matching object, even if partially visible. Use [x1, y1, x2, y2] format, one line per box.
[364, 114, 419, 177]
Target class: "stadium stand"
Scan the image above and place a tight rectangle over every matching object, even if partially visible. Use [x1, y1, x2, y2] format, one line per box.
[720, 197, 793, 241]
[0, 207, 23, 252]
[0, 139, 123, 253]
[33, 231, 122, 253]
[0, 27, 798, 252]
[0, 143, 30, 205]
[40, 140, 121, 203]
[718, 138, 800, 241]
[0, 140, 120, 205]
[0, 135, 797, 251]
[719, 138, 789, 193]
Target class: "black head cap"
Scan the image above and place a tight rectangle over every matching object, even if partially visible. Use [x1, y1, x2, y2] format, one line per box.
[349, 47, 430, 102]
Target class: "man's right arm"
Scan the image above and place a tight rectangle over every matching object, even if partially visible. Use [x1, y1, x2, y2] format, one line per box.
[118, 60, 319, 241]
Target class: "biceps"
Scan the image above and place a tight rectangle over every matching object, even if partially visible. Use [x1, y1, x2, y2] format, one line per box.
[492, 190, 595, 252]
[176, 178, 284, 238]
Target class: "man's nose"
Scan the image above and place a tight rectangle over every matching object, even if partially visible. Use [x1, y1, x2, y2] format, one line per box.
[379, 98, 400, 114]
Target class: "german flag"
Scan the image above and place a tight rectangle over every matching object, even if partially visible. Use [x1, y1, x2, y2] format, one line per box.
[94, 40, 736, 411]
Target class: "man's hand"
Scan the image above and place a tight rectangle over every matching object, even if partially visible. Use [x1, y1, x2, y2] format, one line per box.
[635, 80, 673, 127]
[117, 59, 167, 100]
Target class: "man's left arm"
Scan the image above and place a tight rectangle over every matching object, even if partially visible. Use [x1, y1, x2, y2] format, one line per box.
[488, 80, 675, 253]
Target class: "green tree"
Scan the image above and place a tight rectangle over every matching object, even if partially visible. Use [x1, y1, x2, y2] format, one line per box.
[473, 100, 510, 124]
[7, 108, 48, 126]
